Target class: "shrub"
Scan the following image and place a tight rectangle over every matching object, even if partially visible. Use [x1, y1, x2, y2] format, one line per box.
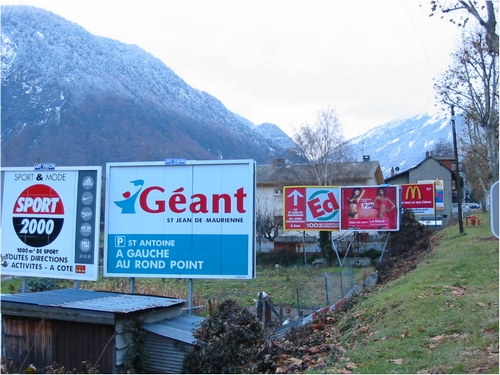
[389, 209, 432, 257]
[183, 300, 264, 374]
[376, 209, 434, 282]
[256, 248, 303, 267]
[27, 278, 56, 292]
[122, 317, 148, 374]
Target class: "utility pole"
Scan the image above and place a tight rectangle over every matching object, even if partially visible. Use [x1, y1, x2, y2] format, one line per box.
[451, 106, 464, 233]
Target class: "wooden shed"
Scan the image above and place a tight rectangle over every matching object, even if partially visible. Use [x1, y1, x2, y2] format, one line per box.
[1, 288, 202, 374]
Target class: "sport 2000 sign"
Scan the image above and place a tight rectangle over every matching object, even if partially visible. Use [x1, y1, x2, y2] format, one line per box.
[1, 166, 102, 280]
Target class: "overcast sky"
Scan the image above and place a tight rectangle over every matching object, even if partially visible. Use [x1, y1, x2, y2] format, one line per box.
[1, 0, 462, 139]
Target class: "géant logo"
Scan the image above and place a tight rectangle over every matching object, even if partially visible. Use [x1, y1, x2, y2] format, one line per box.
[115, 179, 248, 215]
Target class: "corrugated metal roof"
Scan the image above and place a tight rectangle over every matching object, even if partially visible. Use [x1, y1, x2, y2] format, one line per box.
[144, 314, 204, 344]
[1, 288, 185, 314]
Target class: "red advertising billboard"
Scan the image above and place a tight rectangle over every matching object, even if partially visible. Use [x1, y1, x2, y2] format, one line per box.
[340, 186, 400, 231]
[401, 183, 435, 215]
[283, 186, 340, 231]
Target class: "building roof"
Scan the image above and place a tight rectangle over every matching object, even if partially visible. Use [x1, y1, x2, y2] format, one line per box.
[385, 156, 456, 183]
[1, 289, 185, 324]
[257, 161, 384, 186]
[1, 288, 184, 313]
[144, 314, 204, 344]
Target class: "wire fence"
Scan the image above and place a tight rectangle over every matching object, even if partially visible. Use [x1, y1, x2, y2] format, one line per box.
[253, 266, 368, 326]
[295, 266, 355, 317]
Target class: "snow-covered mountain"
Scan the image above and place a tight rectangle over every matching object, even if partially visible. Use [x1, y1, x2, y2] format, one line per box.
[1, 5, 459, 176]
[1, 5, 296, 167]
[346, 112, 458, 178]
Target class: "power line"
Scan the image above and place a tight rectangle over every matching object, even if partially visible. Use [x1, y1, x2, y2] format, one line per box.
[403, 0, 437, 76]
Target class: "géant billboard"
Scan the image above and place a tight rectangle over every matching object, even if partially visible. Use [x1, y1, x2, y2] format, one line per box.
[104, 160, 256, 279]
[1, 166, 102, 280]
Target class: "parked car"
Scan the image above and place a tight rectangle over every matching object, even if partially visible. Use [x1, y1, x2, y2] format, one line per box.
[469, 202, 481, 209]
[452, 203, 471, 217]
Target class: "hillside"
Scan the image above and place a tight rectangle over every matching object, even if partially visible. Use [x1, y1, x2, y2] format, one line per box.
[304, 213, 498, 373]
[1, 5, 295, 168]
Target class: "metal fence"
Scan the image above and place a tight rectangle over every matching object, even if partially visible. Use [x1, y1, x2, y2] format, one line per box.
[295, 266, 355, 317]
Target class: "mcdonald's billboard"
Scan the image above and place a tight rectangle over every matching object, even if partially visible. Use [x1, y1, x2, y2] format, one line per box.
[401, 183, 435, 215]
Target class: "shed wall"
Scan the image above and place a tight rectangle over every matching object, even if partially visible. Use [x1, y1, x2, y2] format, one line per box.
[1, 316, 115, 374]
[2, 316, 53, 372]
[142, 332, 192, 374]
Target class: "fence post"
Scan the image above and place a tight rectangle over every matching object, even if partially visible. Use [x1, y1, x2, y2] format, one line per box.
[257, 292, 263, 322]
[340, 271, 344, 298]
[296, 288, 302, 317]
[325, 274, 330, 306]
[265, 300, 272, 325]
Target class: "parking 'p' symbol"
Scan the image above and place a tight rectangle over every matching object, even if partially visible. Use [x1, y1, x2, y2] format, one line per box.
[115, 236, 126, 247]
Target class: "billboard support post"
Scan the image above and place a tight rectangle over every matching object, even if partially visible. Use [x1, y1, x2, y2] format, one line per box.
[302, 231, 307, 268]
[188, 279, 194, 315]
[332, 240, 343, 268]
[22, 277, 27, 294]
[130, 277, 135, 294]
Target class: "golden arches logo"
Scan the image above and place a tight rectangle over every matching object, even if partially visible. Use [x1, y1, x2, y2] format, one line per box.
[405, 186, 422, 200]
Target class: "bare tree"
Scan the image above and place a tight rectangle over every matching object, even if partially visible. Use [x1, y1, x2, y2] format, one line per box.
[255, 191, 282, 249]
[434, 28, 499, 191]
[293, 106, 354, 185]
[430, 0, 498, 54]
[292, 107, 352, 264]
[462, 129, 490, 205]
[430, 137, 455, 156]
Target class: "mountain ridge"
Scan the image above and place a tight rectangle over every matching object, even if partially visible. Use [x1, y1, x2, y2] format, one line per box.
[1, 5, 295, 168]
[1, 5, 456, 177]
[346, 111, 457, 177]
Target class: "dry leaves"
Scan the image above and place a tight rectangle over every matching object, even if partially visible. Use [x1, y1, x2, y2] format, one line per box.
[389, 358, 404, 364]
[443, 285, 468, 297]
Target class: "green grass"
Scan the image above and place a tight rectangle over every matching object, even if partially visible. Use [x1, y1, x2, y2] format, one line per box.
[1, 257, 373, 314]
[324, 212, 499, 374]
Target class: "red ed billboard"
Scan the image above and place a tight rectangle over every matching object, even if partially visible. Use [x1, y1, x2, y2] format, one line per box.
[283, 186, 340, 231]
[340, 186, 400, 231]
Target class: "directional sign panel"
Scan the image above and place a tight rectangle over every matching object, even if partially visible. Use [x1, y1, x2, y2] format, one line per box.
[491, 181, 499, 238]
[283, 186, 340, 231]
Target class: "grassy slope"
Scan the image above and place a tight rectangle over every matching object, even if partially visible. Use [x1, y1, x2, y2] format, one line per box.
[325, 212, 498, 374]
